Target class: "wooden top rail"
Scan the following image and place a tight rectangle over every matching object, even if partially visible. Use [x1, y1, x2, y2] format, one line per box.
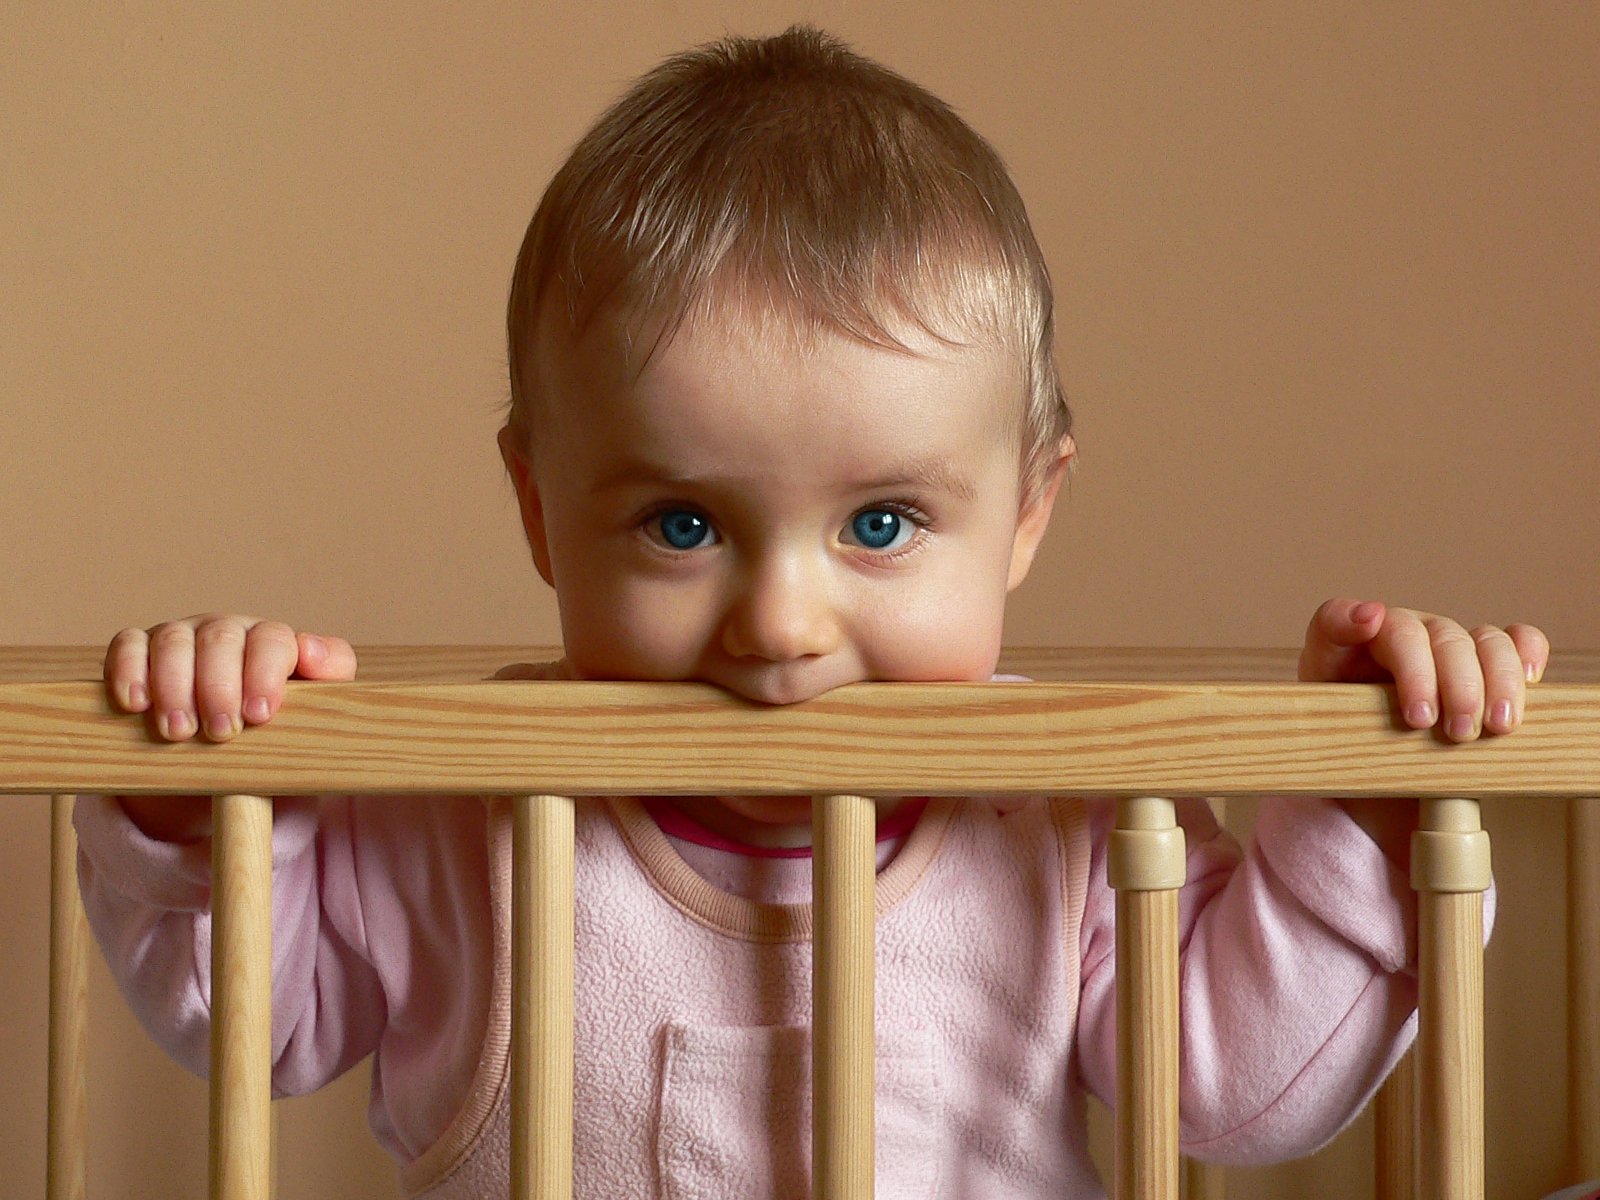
[3, 677, 1598, 798]
[7, 644, 1598, 684]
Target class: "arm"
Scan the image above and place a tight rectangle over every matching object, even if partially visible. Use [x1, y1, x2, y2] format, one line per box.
[84, 615, 380, 1094]
[1076, 795, 1442, 1162]
[74, 791, 389, 1096]
[1075, 598, 1546, 1161]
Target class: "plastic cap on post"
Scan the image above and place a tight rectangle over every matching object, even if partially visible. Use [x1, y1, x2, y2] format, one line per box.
[1109, 796, 1187, 891]
[1411, 797, 1492, 893]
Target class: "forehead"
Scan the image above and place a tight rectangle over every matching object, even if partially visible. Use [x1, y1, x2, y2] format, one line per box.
[542, 290, 1021, 416]
[539, 302, 1020, 466]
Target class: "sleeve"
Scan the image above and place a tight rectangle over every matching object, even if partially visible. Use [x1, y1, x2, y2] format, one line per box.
[73, 794, 389, 1098]
[1073, 796, 1496, 1164]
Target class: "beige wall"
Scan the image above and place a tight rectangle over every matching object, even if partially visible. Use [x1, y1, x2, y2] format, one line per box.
[3, 3, 1595, 1197]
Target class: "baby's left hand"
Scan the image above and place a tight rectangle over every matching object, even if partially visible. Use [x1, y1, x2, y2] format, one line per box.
[1299, 598, 1550, 740]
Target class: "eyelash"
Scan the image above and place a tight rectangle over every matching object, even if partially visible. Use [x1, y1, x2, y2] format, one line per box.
[848, 500, 932, 558]
[633, 500, 934, 557]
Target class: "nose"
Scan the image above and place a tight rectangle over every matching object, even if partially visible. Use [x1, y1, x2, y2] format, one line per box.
[720, 552, 843, 663]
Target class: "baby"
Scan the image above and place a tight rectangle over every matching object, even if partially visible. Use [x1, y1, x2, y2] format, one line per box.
[81, 26, 1549, 1199]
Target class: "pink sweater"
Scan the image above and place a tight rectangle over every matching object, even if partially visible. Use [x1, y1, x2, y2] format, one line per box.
[75, 778, 1457, 1199]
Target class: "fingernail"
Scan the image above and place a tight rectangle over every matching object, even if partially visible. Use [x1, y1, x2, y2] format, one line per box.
[1351, 601, 1382, 623]
[304, 635, 325, 659]
[245, 696, 270, 723]
[208, 713, 238, 739]
[165, 710, 191, 738]
[1491, 700, 1512, 730]
[1406, 701, 1435, 727]
[1448, 714, 1475, 740]
[128, 683, 147, 709]
[1526, 661, 1538, 682]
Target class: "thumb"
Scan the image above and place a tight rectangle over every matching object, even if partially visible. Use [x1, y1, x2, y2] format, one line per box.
[1298, 598, 1385, 681]
[294, 633, 358, 681]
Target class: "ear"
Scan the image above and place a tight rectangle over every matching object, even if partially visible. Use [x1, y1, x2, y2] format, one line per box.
[1006, 436, 1075, 592]
[497, 424, 555, 587]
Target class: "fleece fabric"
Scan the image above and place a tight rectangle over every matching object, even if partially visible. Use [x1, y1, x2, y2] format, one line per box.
[75, 779, 1455, 1199]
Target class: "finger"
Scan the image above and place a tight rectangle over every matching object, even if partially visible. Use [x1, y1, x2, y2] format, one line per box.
[240, 621, 302, 725]
[1473, 626, 1525, 734]
[293, 633, 358, 681]
[145, 620, 199, 741]
[1506, 623, 1551, 684]
[1365, 609, 1440, 729]
[1298, 598, 1386, 681]
[193, 617, 250, 741]
[104, 627, 152, 711]
[1428, 617, 1486, 741]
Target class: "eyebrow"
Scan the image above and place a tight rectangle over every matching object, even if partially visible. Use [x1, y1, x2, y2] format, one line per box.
[589, 455, 979, 502]
[863, 457, 978, 502]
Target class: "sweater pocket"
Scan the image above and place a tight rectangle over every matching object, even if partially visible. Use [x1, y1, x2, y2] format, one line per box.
[655, 1022, 942, 1199]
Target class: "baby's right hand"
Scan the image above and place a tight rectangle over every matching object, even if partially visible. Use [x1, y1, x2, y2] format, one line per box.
[107, 613, 357, 742]
[104, 615, 356, 842]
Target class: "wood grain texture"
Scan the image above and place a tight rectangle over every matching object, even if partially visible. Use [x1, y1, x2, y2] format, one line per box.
[209, 794, 273, 1200]
[1571, 796, 1600, 1180]
[1182, 1159, 1225, 1200]
[4, 680, 1599, 798]
[1417, 890, 1485, 1200]
[5, 644, 1598, 684]
[1115, 887, 1180, 1200]
[812, 795, 876, 1200]
[511, 795, 575, 1200]
[1374, 1051, 1417, 1200]
[47, 796, 88, 1200]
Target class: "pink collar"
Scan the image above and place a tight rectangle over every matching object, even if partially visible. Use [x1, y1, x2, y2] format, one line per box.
[642, 798, 929, 858]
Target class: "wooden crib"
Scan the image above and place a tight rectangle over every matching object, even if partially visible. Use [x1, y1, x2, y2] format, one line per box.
[4, 645, 1597, 1200]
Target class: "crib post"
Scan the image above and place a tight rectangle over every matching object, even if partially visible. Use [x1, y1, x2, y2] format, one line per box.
[511, 795, 576, 1200]
[1572, 796, 1600, 1180]
[1411, 797, 1489, 1200]
[1182, 1157, 1224, 1200]
[48, 795, 88, 1200]
[1109, 796, 1186, 1200]
[210, 794, 274, 1200]
[1374, 1049, 1417, 1200]
[812, 794, 876, 1200]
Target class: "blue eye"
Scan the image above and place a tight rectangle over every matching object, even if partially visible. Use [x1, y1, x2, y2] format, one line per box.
[847, 508, 913, 551]
[653, 509, 715, 550]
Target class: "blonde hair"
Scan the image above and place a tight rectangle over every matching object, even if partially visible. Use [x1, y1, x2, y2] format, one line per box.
[506, 25, 1072, 494]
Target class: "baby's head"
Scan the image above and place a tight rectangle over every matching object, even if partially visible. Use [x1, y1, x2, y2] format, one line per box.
[499, 25, 1075, 705]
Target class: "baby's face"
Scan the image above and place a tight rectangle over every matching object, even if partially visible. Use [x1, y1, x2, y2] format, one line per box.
[502, 308, 1067, 838]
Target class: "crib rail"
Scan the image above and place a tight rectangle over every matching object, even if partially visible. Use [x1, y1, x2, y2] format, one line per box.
[4, 678, 1599, 798]
[5, 647, 1598, 1200]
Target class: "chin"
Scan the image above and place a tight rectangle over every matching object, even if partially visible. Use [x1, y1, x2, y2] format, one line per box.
[713, 670, 852, 706]
[722, 796, 817, 825]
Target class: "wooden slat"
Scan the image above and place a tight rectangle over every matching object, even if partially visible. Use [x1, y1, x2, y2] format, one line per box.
[812, 795, 876, 1200]
[1183, 1159, 1224, 1200]
[209, 794, 273, 1200]
[47, 795, 88, 1200]
[1413, 798, 1489, 1200]
[1416, 892, 1484, 1200]
[1374, 1051, 1417, 1200]
[3, 681, 1599, 798]
[1111, 796, 1185, 1200]
[511, 795, 575, 1200]
[1116, 887, 1180, 1200]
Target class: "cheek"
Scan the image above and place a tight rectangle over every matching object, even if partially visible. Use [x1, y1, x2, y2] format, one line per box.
[855, 567, 1009, 682]
[553, 558, 718, 680]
